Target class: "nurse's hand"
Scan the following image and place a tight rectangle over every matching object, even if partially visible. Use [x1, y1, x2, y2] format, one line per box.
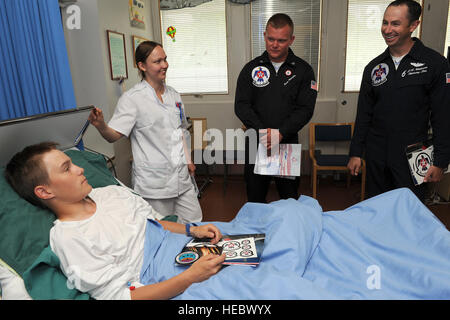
[88, 107, 123, 143]
[88, 107, 106, 129]
[191, 224, 222, 244]
[188, 163, 196, 176]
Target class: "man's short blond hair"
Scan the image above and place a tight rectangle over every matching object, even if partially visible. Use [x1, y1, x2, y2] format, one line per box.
[266, 13, 294, 35]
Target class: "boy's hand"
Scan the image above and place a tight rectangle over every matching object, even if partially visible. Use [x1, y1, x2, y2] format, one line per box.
[190, 224, 222, 244]
[188, 254, 226, 283]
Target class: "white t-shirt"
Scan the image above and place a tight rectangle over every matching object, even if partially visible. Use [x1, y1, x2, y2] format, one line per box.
[49, 185, 164, 300]
[391, 54, 407, 70]
[108, 81, 191, 199]
[271, 61, 283, 74]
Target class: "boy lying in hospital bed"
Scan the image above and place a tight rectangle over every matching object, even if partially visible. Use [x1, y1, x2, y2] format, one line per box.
[6, 142, 450, 300]
[5, 142, 225, 300]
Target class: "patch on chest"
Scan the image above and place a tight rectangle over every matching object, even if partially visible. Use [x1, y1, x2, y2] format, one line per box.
[252, 66, 270, 87]
[371, 63, 389, 86]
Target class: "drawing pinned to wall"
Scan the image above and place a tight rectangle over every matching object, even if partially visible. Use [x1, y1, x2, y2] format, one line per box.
[166, 26, 177, 42]
[129, 0, 145, 29]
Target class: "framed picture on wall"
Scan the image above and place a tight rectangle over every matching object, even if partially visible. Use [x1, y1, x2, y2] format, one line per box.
[107, 30, 128, 80]
[132, 35, 149, 68]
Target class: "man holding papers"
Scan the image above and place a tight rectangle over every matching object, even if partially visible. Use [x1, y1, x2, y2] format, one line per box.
[235, 13, 317, 203]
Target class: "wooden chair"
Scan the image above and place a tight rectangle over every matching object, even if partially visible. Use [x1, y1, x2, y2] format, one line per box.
[309, 122, 366, 201]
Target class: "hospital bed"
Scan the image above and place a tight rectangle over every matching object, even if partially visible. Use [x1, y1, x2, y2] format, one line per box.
[0, 107, 175, 299]
[1, 108, 449, 300]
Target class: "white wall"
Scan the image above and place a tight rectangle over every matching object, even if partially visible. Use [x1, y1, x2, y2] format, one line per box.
[63, 0, 155, 185]
[62, 0, 113, 158]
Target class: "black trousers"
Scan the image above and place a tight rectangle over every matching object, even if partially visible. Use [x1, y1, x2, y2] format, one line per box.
[366, 157, 427, 202]
[244, 163, 300, 203]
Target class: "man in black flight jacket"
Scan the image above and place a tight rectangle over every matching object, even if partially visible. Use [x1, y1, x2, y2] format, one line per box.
[235, 13, 317, 203]
[347, 0, 450, 201]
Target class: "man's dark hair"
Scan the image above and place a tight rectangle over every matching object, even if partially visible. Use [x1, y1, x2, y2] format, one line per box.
[266, 13, 294, 34]
[4, 142, 59, 208]
[388, 0, 422, 24]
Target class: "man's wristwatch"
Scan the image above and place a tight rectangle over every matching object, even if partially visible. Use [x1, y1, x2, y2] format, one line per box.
[185, 223, 197, 237]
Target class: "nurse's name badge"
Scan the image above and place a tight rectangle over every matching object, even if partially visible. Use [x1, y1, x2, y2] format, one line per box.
[371, 63, 389, 86]
[252, 66, 270, 88]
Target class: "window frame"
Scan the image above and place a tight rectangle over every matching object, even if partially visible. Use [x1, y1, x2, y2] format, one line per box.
[445, 0, 450, 57]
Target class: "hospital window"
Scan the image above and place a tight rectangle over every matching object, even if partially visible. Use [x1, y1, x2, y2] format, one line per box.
[445, 0, 450, 57]
[344, 0, 423, 92]
[159, 0, 228, 95]
[251, 0, 322, 88]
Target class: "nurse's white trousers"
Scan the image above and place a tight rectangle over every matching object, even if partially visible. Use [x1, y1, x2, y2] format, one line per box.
[144, 184, 202, 224]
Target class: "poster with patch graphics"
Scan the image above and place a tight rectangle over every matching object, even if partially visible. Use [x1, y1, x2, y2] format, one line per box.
[254, 143, 301, 178]
[175, 234, 265, 266]
[406, 140, 434, 186]
[371, 63, 389, 86]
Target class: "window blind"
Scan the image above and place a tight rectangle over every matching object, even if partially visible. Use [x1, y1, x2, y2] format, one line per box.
[251, 0, 321, 83]
[160, 0, 228, 94]
[344, 0, 422, 92]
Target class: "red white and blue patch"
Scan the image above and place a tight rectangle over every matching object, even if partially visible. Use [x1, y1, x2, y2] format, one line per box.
[371, 63, 389, 86]
[446, 73, 450, 84]
[252, 66, 270, 87]
[175, 251, 199, 265]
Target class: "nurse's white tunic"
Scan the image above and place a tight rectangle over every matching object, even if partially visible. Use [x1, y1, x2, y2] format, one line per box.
[109, 81, 192, 199]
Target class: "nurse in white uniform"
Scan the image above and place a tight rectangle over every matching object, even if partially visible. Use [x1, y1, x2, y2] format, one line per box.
[88, 41, 202, 224]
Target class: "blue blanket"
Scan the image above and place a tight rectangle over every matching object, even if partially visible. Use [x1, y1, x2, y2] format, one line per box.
[140, 188, 450, 300]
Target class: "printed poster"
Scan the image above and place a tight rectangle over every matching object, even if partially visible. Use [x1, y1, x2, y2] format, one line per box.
[254, 143, 301, 177]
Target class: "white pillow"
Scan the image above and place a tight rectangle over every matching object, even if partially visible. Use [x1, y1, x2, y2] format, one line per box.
[0, 262, 32, 300]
